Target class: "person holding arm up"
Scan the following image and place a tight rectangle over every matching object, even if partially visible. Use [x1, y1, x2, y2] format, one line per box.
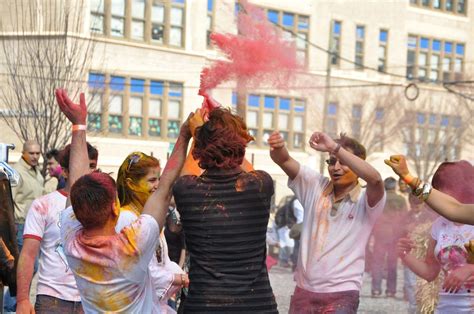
[268, 131, 385, 314]
[55, 89, 192, 313]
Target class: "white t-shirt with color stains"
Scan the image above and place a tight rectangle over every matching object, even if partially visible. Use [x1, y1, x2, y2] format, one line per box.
[60, 206, 161, 313]
[23, 190, 81, 301]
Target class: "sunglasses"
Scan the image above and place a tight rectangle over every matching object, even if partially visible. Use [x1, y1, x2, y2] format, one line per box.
[325, 157, 346, 166]
[127, 153, 142, 171]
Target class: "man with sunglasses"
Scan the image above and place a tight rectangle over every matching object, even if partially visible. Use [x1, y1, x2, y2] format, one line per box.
[268, 130, 385, 314]
[16, 143, 98, 314]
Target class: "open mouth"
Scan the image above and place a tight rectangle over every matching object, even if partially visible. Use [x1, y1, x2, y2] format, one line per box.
[331, 173, 343, 180]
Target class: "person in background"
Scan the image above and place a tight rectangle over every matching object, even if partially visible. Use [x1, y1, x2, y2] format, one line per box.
[44, 149, 66, 193]
[7, 140, 44, 312]
[371, 177, 407, 297]
[16, 143, 98, 314]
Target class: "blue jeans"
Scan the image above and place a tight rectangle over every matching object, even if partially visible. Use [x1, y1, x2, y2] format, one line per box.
[35, 295, 83, 314]
[404, 266, 417, 314]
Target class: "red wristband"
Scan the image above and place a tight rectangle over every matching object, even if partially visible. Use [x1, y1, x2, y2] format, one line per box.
[72, 124, 87, 132]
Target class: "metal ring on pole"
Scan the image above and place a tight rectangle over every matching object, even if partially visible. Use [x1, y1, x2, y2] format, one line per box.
[405, 83, 419, 101]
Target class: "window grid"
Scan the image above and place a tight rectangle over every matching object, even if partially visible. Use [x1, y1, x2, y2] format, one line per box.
[87, 72, 183, 140]
[90, 0, 186, 48]
[265, 8, 310, 65]
[351, 104, 362, 140]
[409, 0, 467, 15]
[355, 25, 365, 70]
[331, 21, 341, 66]
[325, 102, 338, 138]
[404, 111, 462, 160]
[206, 0, 215, 48]
[245, 94, 306, 150]
[406, 35, 465, 82]
[378, 29, 388, 72]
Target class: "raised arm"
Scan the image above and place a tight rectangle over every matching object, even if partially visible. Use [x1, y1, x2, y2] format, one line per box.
[309, 132, 384, 207]
[55, 89, 89, 189]
[385, 155, 474, 225]
[143, 114, 192, 229]
[267, 131, 300, 180]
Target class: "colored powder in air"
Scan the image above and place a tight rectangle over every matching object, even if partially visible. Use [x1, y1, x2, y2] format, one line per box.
[199, 0, 301, 110]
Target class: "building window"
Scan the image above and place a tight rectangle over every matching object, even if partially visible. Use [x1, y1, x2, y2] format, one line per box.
[410, 0, 468, 15]
[373, 107, 384, 151]
[351, 105, 362, 139]
[90, 0, 105, 34]
[87, 73, 105, 132]
[129, 78, 144, 136]
[266, 9, 310, 64]
[207, 0, 214, 47]
[406, 35, 465, 82]
[87, 72, 183, 139]
[325, 102, 338, 138]
[245, 94, 305, 149]
[90, 0, 186, 48]
[355, 25, 365, 70]
[331, 21, 341, 66]
[378, 29, 388, 72]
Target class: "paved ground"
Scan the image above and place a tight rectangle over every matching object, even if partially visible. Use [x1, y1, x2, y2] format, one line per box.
[14, 263, 408, 313]
[269, 265, 409, 313]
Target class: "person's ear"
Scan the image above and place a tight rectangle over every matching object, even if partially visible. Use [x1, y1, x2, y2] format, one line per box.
[112, 197, 120, 217]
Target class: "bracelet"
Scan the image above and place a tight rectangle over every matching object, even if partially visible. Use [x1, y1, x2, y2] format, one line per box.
[412, 181, 424, 197]
[180, 273, 186, 287]
[332, 143, 341, 154]
[402, 174, 415, 185]
[420, 182, 432, 202]
[72, 124, 87, 132]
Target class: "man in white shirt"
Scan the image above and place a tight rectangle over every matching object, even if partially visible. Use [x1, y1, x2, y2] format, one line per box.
[268, 131, 385, 314]
[16, 143, 98, 314]
[55, 89, 192, 313]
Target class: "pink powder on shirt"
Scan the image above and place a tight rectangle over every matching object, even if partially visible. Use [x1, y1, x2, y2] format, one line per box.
[199, 0, 301, 109]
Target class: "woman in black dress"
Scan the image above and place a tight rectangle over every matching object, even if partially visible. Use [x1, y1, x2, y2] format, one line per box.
[173, 108, 277, 313]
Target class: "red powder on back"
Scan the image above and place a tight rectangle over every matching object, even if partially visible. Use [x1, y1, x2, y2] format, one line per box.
[199, 0, 301, 110]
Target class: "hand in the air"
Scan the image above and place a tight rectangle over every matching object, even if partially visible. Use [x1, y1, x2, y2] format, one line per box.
[55, 89, 87, 125]
[189, 108, 205, 137]
[267, 131, 285, 151]
[384, 155, 410, 178]
[309, 132, 337, 153]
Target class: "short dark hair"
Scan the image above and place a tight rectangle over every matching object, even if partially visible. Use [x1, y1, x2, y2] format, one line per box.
[70, 172, 116, 229]
[334, 133, 366, 160]
[45, 149, 60, 160]
[192, 108, 253, 169]
[59, 142, 99, 170]
[384, 177, 397, 190]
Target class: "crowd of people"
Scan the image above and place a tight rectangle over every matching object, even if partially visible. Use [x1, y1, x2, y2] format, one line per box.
[0, 88, 472, 314]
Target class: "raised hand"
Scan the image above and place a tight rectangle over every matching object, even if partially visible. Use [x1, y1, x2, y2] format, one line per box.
[189, 109, 204, 137]
[397, 237, 415, 258]
[443, 264, 474, 293]
[384, 155, 410, 178]
[179, 111, 194, 140]
[309, 132, 337, 153]
[55, 88, 87, 125]
[267, 131, 285, 151]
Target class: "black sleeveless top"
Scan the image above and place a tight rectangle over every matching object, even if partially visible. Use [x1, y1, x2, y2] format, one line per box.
[173, 167, 278, 313]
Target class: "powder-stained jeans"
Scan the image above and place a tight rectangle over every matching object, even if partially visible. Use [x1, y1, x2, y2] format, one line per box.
[289, 287, 359, 314]
[35, 295, 84, 314]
